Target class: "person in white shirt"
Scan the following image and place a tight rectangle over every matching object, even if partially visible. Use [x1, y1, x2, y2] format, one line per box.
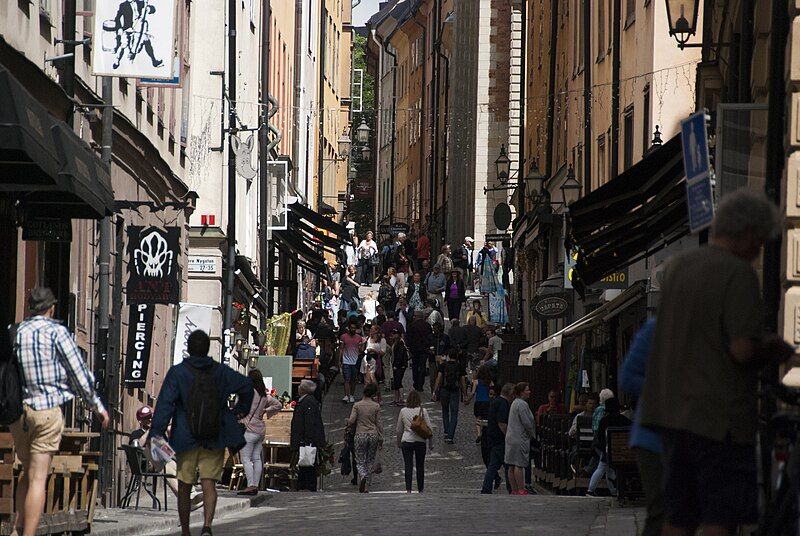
[363, 291, 378, 321]
[396, 390, 433, 493]
[357, 231, 379, 283]
[343, 232, 359, 268]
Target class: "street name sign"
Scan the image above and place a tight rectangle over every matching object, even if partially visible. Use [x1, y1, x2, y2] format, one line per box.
[680, 111, 714, 233]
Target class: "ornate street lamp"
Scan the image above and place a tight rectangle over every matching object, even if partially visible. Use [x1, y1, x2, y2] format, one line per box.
[337, 131, 352, 159]
[495, 144, 511, 183]
[560, 165, 582, 207]
[356, 119, 371, 144]
[651, 125, 663, 146]
[665, 0, 700, 49]
[524, 159, 546, 196]
[361, 145, 372, 161]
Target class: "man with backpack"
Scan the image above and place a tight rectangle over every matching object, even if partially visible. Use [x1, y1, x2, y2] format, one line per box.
[151, 330, 252, 536]
[4, 288, 109, 536]
[432, 349, 467, 444]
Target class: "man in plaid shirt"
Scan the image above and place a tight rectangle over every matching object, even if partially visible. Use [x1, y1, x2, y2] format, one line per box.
[10, 288, 109, 536]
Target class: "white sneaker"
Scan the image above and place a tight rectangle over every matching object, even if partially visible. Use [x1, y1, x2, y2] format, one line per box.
[342, 395, 349, 403]
[349, 395, 355, 403]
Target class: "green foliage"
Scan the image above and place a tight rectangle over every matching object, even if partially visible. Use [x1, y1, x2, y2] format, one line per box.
[353, 33, 375, 117]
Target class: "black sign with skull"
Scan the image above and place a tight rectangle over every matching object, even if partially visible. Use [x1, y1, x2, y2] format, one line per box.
[126, 225, 181, 304]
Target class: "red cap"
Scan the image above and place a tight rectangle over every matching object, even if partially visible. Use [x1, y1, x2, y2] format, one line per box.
[136, 406, 153, 421]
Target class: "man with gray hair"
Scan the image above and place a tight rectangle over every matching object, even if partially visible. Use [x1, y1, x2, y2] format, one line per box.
[290, 379, 325, 491]
[641, 189, 793, 534]
[481, 383, 515, 493]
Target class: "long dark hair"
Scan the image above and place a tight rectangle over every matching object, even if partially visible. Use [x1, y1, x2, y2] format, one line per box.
[248, 369, 267, 397]
[475, 365, 492, 385]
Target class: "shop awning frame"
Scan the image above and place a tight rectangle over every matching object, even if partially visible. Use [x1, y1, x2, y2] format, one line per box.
[288, 202, 351, 241]
[288, 210, 342, 254]
[273, 229, 327, 275]
[567, 134, 687, 288]
[518, 282, 646, 365]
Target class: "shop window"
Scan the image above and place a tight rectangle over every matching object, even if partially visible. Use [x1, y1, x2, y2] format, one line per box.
[642, 85, 650, 156]
[623, 106, 634, 170]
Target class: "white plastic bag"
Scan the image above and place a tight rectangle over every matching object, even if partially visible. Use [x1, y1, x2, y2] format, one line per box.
[298, 445, 317, 467]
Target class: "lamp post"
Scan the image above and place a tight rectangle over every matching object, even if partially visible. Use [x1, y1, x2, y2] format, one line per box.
[337, 131, 352, 159]
[665, 0, 700, 49]
[495, 144, 511, 183]
[357, 119, 371, 144]
[560, 166, 582, 207]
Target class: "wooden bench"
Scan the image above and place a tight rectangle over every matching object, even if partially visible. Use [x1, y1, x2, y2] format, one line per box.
[606, 426, 643, 503]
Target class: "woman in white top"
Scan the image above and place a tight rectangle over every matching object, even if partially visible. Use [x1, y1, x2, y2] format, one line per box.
[365, 323, 387, 384]
[396, 390, 433, 493]
[363, 291, 378, 321]
[357, 231, 379, 284]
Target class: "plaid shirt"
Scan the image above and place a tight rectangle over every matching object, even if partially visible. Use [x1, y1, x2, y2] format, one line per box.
[14, 316, 105, 413]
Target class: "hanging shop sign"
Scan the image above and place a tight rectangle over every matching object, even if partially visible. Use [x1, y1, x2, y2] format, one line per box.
[126, 225, 181, 304]
[354, 176, 373, 200]
[124, 304, 155, 387]
[22, 217, 72, 242]
[593, 268, 629, 290]
[172, 302, 214, 365]
[389, 222, 409, 236]
[533, 295, 570, 320]
[266, 161, 288, 230]
[92, 0, 177, 79]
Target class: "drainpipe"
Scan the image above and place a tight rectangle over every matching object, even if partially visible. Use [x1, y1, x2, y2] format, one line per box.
[385, 42, 398, 222]
[430, 0, 441, 244]
[317, 0, 326, 211]
[611, 0, 621, 179]
[411, 15, 427, 226]
[516, 0, 527, 334]
[545, 0, 558, 178]
[259, 0, 271, 326]
[439, 51, 449, 234]
[222, 0, 237, 365]
[582, 0, 591, 193]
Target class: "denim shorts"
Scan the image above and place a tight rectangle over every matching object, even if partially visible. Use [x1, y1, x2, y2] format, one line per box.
[342, 364, 358, 381]
[661, 429, 757, 527]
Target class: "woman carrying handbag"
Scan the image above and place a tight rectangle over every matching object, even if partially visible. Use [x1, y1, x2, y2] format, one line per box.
[395, 390, 433, 493]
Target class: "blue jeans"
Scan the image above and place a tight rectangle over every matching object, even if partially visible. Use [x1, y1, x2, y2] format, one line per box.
[439, 388, 460, 440]
[481, 443, 510, 493]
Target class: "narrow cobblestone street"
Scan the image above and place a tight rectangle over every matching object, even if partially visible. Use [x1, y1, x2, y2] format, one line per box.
[167, 368, 644, 535]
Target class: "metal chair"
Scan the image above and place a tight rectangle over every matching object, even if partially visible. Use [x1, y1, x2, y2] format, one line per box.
[119, 444, 174, 511]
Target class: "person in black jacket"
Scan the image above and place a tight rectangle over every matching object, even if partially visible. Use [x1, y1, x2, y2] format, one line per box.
[587, 397, 631, 496]
[290, 380, 326, 491]
[444, 270, 466, 320]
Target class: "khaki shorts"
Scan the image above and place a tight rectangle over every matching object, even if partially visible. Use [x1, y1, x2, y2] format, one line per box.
[10, 405, 64, 463]
[175, 447, 225, 484]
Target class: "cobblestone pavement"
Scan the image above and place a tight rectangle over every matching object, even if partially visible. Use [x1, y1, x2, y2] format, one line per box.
[166, 349, 643, 536]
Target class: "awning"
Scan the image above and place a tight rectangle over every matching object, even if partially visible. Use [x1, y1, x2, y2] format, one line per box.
[0, 66, 61, 189]
[566, 134, 687, 289]
[289, 202, 351, 241]
[518, 282, 646, 365]
[287, 210, 343, 254]
[234, 255, 267, 312]
[0, 65, 115, 218]
[273, 229, 327, 276]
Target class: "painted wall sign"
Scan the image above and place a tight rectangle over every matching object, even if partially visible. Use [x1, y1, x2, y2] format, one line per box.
[124, 304, 155, 387]
[126, 225, 181, 304]
[533, 295, 569, 319]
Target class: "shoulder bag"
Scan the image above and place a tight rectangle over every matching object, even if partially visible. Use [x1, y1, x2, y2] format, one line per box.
[410, 407, 433, 439]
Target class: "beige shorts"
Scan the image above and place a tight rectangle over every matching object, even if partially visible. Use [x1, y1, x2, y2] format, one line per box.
[10, 405, 64, 463]
[175, 447, 225, 484]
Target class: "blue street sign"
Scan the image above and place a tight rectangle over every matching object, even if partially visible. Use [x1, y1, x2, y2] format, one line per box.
[686, 175, 714, 233]
[680, 111, 710, 182]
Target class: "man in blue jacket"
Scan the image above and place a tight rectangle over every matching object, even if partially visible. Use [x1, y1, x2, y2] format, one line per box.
[620, 318, 662, 536]
[151, 330, 253, 536]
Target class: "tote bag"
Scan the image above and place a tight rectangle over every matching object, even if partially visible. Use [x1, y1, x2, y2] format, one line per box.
[298, 445, 317, 467]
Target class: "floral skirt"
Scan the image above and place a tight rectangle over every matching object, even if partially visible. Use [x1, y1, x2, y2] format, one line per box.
[354, 433, 380, 485]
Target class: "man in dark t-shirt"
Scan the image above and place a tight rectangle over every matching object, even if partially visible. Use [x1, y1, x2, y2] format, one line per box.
[481, 383, 514, 494]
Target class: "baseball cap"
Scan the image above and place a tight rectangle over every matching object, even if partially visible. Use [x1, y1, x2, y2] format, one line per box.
[136, 406, 153, 421]
[28, 287, 57, 314]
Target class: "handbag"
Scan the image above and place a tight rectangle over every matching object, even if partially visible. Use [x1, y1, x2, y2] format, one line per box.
[298, 445, 317, 467]
[369, 254, 381, 266]
[410, 407, 433, 439]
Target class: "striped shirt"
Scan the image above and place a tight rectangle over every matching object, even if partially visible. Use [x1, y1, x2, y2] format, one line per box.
[14, 316, 105, 413]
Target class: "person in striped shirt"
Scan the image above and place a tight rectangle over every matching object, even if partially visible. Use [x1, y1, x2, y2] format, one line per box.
[10, 287, 108, 536]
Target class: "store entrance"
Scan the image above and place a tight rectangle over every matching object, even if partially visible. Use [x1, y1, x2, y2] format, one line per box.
[0, 204, 17, 331]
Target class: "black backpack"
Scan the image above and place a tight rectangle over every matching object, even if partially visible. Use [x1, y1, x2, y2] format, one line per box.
[0, 325, 23, 426]
[443, 360, 461, 391]
[186, 364, 222, 440]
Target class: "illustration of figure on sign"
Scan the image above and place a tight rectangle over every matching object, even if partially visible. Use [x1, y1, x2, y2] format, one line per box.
[134, 230, 174, 278]
[231, 134, 258, 182]
[102, 0, 164, 70]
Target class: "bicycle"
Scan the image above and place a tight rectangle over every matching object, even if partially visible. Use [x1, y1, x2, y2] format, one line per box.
[758, 381, 800, 535]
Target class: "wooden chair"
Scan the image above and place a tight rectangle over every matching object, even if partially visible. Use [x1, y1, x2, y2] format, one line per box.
[228, 452, 245, 490]
[605, 426, 643, 503]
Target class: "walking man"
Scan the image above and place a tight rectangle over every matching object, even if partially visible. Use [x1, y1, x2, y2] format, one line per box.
[339, 320, 365, 403]
[641, 190, 793, 536]
[10, 288, 109, 536]
[406, 311, 433, 392]
[151, 330, 253, 536]
[432, 350, 466, 444]
[481, 382, 514, 493]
